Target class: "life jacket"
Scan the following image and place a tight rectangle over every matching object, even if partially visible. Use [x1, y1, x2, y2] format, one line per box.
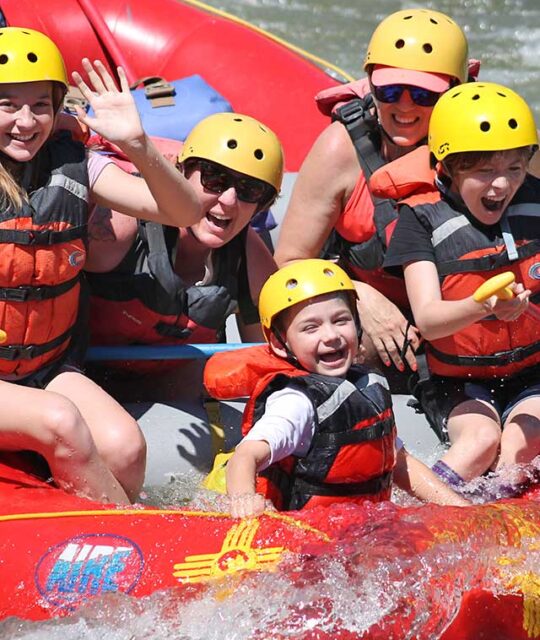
[315, 63, 480, 308]
[87, 222, 258, 374]
[404, 175, 540, 379]
[0, 133, 88, 379]
[204, 345, 396, 511]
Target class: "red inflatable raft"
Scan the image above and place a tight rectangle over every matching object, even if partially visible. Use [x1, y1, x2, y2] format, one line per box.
[0, 0, 346, 172]
[1, 456, 540, 640]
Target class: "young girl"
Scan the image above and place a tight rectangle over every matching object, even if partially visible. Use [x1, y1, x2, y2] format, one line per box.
[384, 82, 540, 491]
[0, 27, 201, 503]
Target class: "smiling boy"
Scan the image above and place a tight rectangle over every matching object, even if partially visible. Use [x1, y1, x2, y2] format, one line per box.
[204, 259, 468, 517]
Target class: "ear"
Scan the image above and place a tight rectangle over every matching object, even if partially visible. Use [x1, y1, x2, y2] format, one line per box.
[268, 330, 289, 359]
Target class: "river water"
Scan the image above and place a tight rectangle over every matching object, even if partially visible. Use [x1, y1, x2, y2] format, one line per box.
[202, 0, 540, 120]
[4, 1, 540, 638]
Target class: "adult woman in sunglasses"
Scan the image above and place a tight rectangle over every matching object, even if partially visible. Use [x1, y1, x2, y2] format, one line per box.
[85, 112, 283, 397]
[274, 9, 469, 387]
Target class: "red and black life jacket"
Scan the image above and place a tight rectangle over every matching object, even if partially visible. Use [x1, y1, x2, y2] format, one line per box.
[87, 222, 258, 373]
[204, 345, 396, 511]
[0, 133, 88, 380]
[404, 175, 540, 378]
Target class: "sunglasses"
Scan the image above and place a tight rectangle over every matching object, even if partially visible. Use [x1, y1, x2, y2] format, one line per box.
[372, 84, 442, 107]
[191, 160, 271, 204]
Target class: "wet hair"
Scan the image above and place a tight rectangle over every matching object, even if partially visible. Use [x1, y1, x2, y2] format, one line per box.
[441, 145, 534, 177]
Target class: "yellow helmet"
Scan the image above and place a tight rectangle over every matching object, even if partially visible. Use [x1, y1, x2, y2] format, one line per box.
[178, 112, 283, 192]
[429, 82, 538, 161]
[363, 9, 468, 83]
[0, 27, 68, 88]
[259, 259, 356, 341]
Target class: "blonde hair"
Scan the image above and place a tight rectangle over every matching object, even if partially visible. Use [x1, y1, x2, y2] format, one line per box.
[0, 160, 25, 210]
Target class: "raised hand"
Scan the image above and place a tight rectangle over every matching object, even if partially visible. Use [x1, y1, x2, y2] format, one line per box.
[71, 59, 143, 146]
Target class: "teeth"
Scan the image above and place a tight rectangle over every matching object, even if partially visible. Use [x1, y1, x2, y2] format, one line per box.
[10, 133, 34, 141]
[394, 116, 416, 124]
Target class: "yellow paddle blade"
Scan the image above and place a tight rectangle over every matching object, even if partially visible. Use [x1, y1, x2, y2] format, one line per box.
[201, 451, 235, 494]
[473, 272, 515, 302]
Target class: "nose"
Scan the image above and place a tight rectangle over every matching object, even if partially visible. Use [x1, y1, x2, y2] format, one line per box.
[15, 105, 35, 128]
[217, 185, 238, 206]
[397, 89, 415, 108]
[321, 322, 340, 343]
[491, 174, 510, 191]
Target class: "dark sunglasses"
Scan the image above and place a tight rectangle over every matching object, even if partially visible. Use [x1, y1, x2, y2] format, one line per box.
[191, 160, 271, 204]
[372, 84, 442, 107]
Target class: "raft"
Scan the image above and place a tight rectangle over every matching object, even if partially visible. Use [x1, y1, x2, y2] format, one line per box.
[1, 455, 540, 639]
[0, 0, 348, 174]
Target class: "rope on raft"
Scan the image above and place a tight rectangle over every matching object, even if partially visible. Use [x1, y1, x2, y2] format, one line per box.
[87, 343, 262, 360]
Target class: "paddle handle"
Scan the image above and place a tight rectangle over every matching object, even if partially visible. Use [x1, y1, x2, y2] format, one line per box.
[473, 272, 515, 302]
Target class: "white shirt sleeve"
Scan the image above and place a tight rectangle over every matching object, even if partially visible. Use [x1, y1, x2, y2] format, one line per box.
[241, 387, 315, 469]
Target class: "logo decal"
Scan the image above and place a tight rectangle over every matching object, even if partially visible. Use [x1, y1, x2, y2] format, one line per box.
[529, 263, 540, 280]
[173, 519, 283, 583]
[35, 533, 144, 609]
[68, 249, 85, 268]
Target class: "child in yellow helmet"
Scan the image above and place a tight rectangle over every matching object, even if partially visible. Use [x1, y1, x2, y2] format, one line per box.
[0, 27, 201, 504]
[384, 82, 540, 497]
[204, 259, 468, 517]
[275, 9, 471, 393]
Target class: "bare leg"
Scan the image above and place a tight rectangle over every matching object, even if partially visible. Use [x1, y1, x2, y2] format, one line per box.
[46, 371, 146, 501]
[0, 379, 129, 503]
[498, 396, 540, 467]
[443, 399, 501, 480]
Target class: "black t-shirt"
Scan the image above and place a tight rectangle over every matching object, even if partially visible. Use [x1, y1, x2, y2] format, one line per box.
[383, 204, 436, 277]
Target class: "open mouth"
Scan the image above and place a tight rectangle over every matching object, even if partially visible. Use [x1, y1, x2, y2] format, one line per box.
[481, 197, 506, 212]
[206, 212, 231, 230]
[319, 348, 346, 364]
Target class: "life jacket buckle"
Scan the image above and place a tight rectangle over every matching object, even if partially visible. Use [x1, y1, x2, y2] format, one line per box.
[335, 99, 367, 125]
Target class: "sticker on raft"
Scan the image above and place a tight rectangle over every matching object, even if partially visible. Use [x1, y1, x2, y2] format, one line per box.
[529, 262, 540, 280]
[173, 519, 284, 583]
[35, 533, 144, 609]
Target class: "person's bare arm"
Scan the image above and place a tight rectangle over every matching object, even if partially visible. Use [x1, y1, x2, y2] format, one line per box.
[274, 121, 359, 266]
[404, 261, 530, 340]
[73, 59, 201, 228]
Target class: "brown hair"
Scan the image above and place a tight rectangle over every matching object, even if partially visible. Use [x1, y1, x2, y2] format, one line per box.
[442, 145, 534, 177]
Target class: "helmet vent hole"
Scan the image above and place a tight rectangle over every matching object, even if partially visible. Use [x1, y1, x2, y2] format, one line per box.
[395, 39, 405, 49]
[508, 119, 518, 129]
[480, 121, 491, 132]
[423, 43, 433, 54]
[497, 92, 507, 98]
[233, 117, 242, 122]
[254, 149, 264, 160]
[0, 54, 7, 65]
[27, 52, 38, 63]
[285, 279, 298, 290]
[227, 139, 238, 149]
[430, 18, 438, 24]
[323, 268, 335, 278]
[472, 94, 480, 101]
[403, 15, 413, 20]
[451, 92, 461, 98]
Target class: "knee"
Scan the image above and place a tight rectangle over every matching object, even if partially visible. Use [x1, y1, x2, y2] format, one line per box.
[99, 417, 147, 475]
[464, 423, 501, 461]
[38, 397, 94, 463]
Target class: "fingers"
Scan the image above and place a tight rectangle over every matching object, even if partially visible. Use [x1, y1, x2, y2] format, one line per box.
[229, 493, 266, 518]
[74, 59, 120, 96]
